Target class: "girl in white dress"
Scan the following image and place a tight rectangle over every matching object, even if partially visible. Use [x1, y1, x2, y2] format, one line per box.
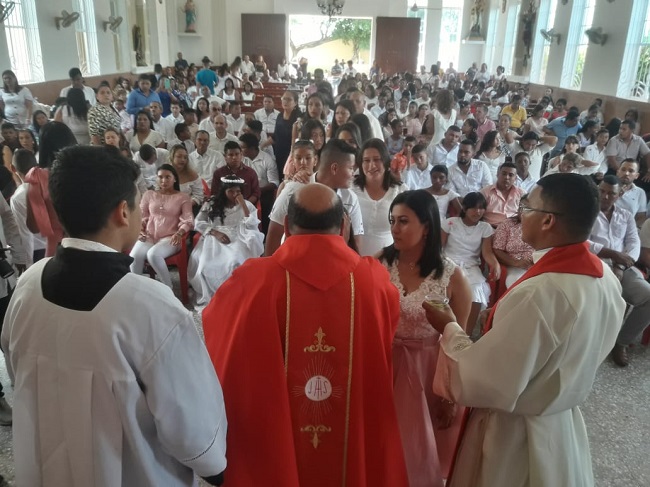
[188, 175, 264, 307]
[426, 90, 457, 146]
[425, 165, 461, 221]
[351, 138, 405, 256]
[523, 103, 548, 137]
[476, 130, 506, 180]
[442, 192, 500, 334]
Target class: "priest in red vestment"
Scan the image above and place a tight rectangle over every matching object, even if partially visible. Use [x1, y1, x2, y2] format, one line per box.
[203, 183, 409, 487]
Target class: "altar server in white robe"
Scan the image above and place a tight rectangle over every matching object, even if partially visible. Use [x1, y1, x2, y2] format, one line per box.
[423, 173, 625, 487]
[1, 146, 227, 486]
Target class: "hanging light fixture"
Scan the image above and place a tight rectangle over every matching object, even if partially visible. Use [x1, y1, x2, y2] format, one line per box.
[316, 0, 345, 18]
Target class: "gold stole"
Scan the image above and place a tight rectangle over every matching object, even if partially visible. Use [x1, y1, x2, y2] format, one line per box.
[284, 271, 355, 486]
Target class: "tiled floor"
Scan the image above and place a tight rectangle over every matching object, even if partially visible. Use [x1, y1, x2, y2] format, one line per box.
[0, 302, 648, 485]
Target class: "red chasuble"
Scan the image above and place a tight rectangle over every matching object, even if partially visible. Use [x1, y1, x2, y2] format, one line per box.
[204, 234, 408, 487]
[483, 242, 603, 333]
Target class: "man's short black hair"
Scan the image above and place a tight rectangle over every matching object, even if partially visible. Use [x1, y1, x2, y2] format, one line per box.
[287, 192, 344, 233]
[621, 119, 637, 131]
[139, 144, 156, 161]
[536, 173, 600, 241]
[239, 132, 259, 149]
[246, 120, 263, 133]
[49, 146, 140, 238]
[565, 109, 580, 121]
[68, 67, 82, 79]
[12, 148, 37, 175]
[602, 174, 620, 186]
[174, 122, 188, 137]
[223, 140, 241, 153]
[319, 138, 357, 168]
[521, 131, 539, 142]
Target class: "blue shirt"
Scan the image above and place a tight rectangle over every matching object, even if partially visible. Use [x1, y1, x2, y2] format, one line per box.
[546, 117, 582, 156]
[125, 88, 161, 116]
[196, 68, 218, 94]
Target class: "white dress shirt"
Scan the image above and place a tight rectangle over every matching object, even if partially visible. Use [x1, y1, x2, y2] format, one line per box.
[153, 117, 176, 142]
[254, 108, 280, 134]
[189, 148, 226, 184]
[429, 142, 459, 167]
[617, 184, 647, 217]
[364, 108, 385, 141]
[402, 164, 433, 190]
[589, 206, 640, 261]
[583, 144, 608, 174]
[245, 151, 279, 187]
[448, 159, 494, 197]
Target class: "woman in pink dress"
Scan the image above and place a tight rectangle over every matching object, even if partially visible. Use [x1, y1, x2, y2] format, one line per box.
[378, 190, 472, 485]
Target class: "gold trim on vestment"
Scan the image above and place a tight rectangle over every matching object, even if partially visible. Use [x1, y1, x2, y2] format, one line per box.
[285, 271, 290, 376]
[304, 327, 337, 353]
[341, 273, 355, 487]
[300, 424, 332, 449]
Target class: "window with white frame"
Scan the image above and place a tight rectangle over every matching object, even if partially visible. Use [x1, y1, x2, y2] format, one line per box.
[438, 0, 464, 69]
[3, 0, 44, 84]
[530, 0, 557, 84]
[560, 0, 588, 88]
[501, 2, 521, 75]
[407, 0, 428, 69]
[617, 0, 650, 100]
[73, 0, 101, 76]
[483, 6, 499, 72]
[571, 0, 596, 89]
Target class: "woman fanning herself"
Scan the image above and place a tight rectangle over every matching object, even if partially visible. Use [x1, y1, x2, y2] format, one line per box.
[351, 139, 404, 256]
[441, 191, 500, 335]
[188, 174, 264, 306]
[130, 163, 193, 290]
[378, 190, 471, 486]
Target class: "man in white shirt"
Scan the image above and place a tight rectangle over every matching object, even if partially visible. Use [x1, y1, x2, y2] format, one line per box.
[114, 98, 132, 134]
[208, 115, 239, 153]
[402, 144, 432, 190]
[10, 149, 46, 266]
[265, 139, 363, 256]
[370, 95, 387, 119]
[240, 133, 279, 234]
[166, 123, 195, 154]
[133, 144, 169, 190]
[605, 119, 650, 172]
[59, 67, 96, 106]
[589, 175, 649, 367]
[615, 159, 647, 227]
[165, 101, 184, 125]
[514, 152, 536, 194]
[428, 126, 461, 167]
[448, 139, 493, 197]
[509, 132, 557, 182]
[254, 96, 280, 135]
[396, 97, 410, 120]
[150, 101, 175, 143]
[583, 129, 610, 178]
[344, 60, 357, 77]
[189, 130, 226, 184]
[349, 89, 384, 141]
[2, 146, 227, 486]
[414, 88, 431, 108]
[226, 101, 246, 135]
[240, 54, 255, 76]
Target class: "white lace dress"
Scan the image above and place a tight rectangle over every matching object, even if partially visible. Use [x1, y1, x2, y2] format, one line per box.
[385, 257, 459, 485]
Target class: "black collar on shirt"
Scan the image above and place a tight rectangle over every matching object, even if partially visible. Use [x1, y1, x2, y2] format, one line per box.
[42, 246, 133, 311]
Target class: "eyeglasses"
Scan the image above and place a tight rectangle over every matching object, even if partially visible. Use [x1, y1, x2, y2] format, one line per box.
[518, 203, 564, 216]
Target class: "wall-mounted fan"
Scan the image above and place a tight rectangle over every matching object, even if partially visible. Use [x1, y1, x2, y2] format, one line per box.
[0, 2, 15, 23]
[585, 27, 607, 46]
[55, 10, 80, 30]
[540, 28, 561, 45]
[103, 15, 123, 33]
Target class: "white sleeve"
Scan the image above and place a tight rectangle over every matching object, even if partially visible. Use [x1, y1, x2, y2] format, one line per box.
[190, 178, 205, 205]
[347, 194, 365, 235]
[139, 314, 227, 477]
[637, 190, 647, 216]
[0, 197, 27, 265]
[266, 158, 280, 187]
[9, 192, 33, 266]
[269, 186, 292, 224]
[194, 203, 212, 235]
[624, 211, 641, 261]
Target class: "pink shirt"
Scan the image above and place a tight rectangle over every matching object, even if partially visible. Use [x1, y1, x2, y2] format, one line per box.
[481, 184, 525, 226]
[141, 190, 194, 243]
[476, 118, 496, 145]
[493, 217, 533, 261]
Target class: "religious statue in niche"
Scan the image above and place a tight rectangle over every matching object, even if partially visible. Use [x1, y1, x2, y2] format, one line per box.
[521, 0, 538, 67]
[468, 0, 485, 40]
[183, 0, 196, 33]
[133, 25, 146, 66]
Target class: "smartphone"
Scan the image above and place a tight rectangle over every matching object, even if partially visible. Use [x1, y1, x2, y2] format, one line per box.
[164, 78, 171, 90]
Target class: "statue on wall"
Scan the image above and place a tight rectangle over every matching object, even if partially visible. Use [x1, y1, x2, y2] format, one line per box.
[469, 0, 484, 39]
[183, 0, 197, 33]
[521, 0, 538, 67]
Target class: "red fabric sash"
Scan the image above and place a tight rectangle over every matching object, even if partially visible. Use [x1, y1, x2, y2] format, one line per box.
[483, 242, 603, 333]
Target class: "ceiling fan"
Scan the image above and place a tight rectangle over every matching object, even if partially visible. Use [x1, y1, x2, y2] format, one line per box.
[540, 28, 561, 45]
[103, 15, 123, 33]
[0, 2, 15, 23]
[55, 10, 80, 30]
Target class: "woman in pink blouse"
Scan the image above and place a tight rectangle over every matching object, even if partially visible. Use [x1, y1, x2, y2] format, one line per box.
[130, 163, 194, 288]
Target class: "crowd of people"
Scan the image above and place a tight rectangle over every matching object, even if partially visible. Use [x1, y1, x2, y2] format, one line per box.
[0, 52, 647, 486]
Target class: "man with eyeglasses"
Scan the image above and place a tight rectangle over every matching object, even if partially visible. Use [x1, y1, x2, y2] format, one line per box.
[422, 173, 625, 487]
[589, 175, 649, 367]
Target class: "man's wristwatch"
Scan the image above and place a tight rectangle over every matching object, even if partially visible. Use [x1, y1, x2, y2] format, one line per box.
[614, 263, 627, 271]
